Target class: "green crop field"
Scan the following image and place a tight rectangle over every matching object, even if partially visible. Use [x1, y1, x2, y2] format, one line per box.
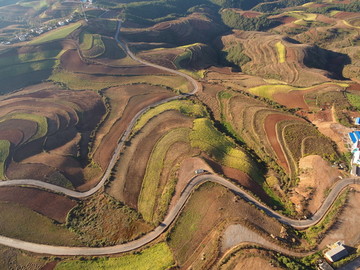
[346, 92, 360, 110]
[29, 22, 82, 45]
[55, 242, 175, 270]
[138, 128, 190, 223]
[0, 113, 48, 141]
[132, 99, 207, 135]
[0, 140, 10, 179]
[190, 118, 260, 181]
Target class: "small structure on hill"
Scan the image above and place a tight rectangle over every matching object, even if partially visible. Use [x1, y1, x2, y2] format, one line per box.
[355, 117, 360, 125]
[348, 131, 360, 175]
[324, 241, 348, 263]
[317, 261, 333, 270]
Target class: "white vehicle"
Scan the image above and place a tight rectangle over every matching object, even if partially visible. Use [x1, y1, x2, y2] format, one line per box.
[194, 169, 206, 174]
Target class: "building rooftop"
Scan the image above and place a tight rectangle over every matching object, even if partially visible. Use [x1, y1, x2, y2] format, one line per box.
[325, 244, 348, 262]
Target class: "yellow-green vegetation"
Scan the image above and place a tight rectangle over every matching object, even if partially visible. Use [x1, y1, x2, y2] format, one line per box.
[0, 140, 10, 179]
[330, 10, 340, 16]
[29, 22, 82, 45]
[0, 201, 79, 245]
[248, 82, 349, 99]
[138, 128, 190, 223]
[79, 31, 105, 58]
[190, 118, 260, 180]
[79, 31, 93, 51]
[346, 92, 360, 110]
[66, 193, 152, 247]
[50, 71, 191, 92]
[275, 41, 286, 63]
[18, 0, 48, 10]
[178, 69, 206, 79]
[0, 113, 47, 141]
[304, 189, 348, 245]
[55, 242, 175, 270]
[132, 99, 207, 135]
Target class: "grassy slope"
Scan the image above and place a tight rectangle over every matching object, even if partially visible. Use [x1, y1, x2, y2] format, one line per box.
[132, 99, 207, 135]
[29, 22, 82, 45]
[190, 118, 261, 181]
[138, 127, 190, 223]
[0, 140, 10, 179]
[50, 71, 190, 92]
[55, 242, 174, 270]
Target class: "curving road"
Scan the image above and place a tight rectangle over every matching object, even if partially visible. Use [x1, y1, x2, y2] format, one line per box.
[0, 21, 358, 256]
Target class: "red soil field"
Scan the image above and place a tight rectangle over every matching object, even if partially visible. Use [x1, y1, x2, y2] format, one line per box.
[264, 114, 302, 172]
[273, 90, 309, 109]
[0, 186, 76, 223]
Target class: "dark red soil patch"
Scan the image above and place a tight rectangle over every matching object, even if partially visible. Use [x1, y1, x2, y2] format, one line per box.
[264, 114, 300, 172]
[272, 16, 296, 24]
[0, 186, 76, 223]
[273, 90, 309, 109]
[348, 83, 360, 91]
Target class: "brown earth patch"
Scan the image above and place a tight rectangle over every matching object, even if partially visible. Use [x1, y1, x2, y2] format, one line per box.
[6, 162, 57, 180]
[220, 249, 283, 270]
[290, 155, 341, 214]
[22, 153, 84, 187]
[273, 90, 309, 109]
[333, 11, 360, 20]
[0, 187, 76, 223]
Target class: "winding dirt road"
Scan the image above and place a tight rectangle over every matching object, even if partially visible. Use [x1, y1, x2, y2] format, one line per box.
[0, 21, 359, 256]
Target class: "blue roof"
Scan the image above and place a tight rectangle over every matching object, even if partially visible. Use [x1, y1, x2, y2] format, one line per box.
[356, 118, 360, 125]
[355, 131, 360, 140]
[349, 132, 357, 143]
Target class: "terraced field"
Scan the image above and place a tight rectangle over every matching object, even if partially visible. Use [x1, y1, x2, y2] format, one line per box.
[0, 85, 106, 187]
[219, 31, 335, 87]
